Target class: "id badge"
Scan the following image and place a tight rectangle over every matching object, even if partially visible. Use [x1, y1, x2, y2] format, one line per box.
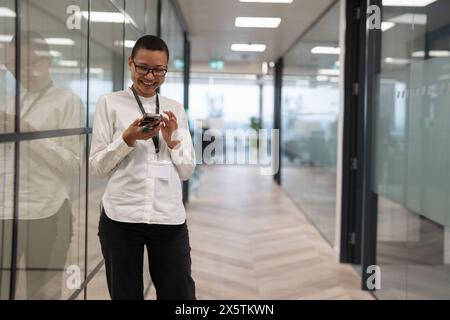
[149, 160, 172, 180]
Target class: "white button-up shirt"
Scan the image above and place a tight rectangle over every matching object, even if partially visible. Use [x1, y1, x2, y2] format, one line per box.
[0, 83, 84, 220]
[89, 88, 196, 225]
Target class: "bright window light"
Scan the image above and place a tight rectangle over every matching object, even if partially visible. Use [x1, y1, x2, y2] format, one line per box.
[81, 11, 132, 23]
[44, 38, 75, 46]
[429, 50, 450, 57]
[262, 61, 268, 75]
[231, 44, 266, 52]
[89, 68, 104, 75]
[381, 22, 395, 31]
[382, 0, 437, 7]
[389, 13, 427, 25]
[384, 57, 411, 64]
[0, 7, 16, 17]
[235, 17, 281, 28]
[239, 0, 293, 3]
[311, 46, 340, 55]
[412, 51, 425, 58]
[58, 60, 78, 67]
[318, 69, 340, 76]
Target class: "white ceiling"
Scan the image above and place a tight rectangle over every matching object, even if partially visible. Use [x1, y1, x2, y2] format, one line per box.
[176, 0, 335, 73]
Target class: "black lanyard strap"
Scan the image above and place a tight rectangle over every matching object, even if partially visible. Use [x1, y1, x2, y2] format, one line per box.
[130, 85, 160, 153]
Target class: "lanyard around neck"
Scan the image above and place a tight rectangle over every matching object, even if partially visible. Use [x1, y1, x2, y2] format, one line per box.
[130, 85, 160, 153]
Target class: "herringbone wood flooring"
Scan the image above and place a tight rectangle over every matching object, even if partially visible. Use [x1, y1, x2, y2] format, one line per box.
[146, 165, 374, 300]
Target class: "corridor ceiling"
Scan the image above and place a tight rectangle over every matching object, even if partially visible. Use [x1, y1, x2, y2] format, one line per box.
[176, 0, 336, 74]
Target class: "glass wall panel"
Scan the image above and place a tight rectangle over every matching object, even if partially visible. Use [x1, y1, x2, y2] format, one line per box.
[281, 3, 340, 246]
[373, 0, 450, 299]
[15, 135, 85, 299]
[0, 0, 16, 134]
[0, 0, 16, 299]
[0, 0, 185, 300]
[262, 75, 274, 131]
[86, 0, 124, 299]
[161, 0, 184, 103]
[88, 0, 124, 127]
[0, 142, 14, 299]
[19, 0, 87, 131]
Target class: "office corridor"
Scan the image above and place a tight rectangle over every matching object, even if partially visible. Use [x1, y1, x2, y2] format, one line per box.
[146, 166, 374, 300]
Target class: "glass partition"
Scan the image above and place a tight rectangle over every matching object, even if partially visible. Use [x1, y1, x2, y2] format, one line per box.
[0, 0, 184, 300]
[0, 0, 16, 299]
[161, 0, 184, 104]
[373, 0, 450, 299]
[281, 3, 341, 246]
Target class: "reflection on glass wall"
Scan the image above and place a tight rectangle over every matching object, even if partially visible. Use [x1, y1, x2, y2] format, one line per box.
[281, 3, 340, 246]
[16, 136, 85, 299]
[0, 0, 88, 299]
[89, 0, 124, 127]
[262, 75, 274, 131]
[374, 0, 450, 299]
[0, 0, 175, 300]
[0, 0, 15, 299]
[87, 0, 124, 300]
[0, 0, 15, 134]
[123, 0, 158, 89]
[0, 143, 14, 299]
[161, 0, 184, 103]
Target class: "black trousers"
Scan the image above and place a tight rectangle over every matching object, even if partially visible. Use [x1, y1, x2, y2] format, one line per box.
[98, 209, 196, 300]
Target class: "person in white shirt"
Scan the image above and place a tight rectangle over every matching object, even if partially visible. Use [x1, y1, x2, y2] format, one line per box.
[89, 35, 196, 300]
[1, 31, 84, 299]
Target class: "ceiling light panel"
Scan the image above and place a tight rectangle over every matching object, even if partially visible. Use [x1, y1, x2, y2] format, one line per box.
[235, 17, 281, 28]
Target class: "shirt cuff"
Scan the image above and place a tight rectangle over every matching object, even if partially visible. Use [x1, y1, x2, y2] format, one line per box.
[111, 135, 135, 160]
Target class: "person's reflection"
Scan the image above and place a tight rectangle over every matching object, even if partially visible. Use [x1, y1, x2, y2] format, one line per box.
[0, 31, 84, 299]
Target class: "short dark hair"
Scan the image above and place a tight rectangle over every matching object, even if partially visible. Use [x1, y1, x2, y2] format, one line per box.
[131, 35, 169, 61]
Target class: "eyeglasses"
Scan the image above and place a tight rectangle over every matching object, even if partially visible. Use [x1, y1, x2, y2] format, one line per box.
[132, 60, 167, 77]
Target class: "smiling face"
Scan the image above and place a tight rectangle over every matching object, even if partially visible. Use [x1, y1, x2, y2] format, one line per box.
[128, 49, 168, 97]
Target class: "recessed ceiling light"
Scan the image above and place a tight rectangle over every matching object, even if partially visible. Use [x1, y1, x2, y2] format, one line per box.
[0, 7, 15, 17]
[235, 17, 281, 28]
[429, 50, 450, 57]
[239, 0, 293, 3]
[0, 34, 13, 42]
[35, 50, 62, 57]
[382, 0, 437, 7]
[231, 44, 266, 52]
[43, 38, 75, 46]
[58, 60, 79, 67]
[311, 46, 340, 55]
[114, 40, 136, 48]
[81, 11, 132, 23]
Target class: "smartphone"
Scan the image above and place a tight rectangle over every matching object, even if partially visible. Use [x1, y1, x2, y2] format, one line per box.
[139, 113, 162, 127]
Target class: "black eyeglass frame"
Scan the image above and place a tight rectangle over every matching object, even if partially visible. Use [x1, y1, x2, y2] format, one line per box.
[132, 60, 168, 77]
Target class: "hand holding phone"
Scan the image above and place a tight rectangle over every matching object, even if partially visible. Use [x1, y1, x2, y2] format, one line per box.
[139, 113, 162, 128]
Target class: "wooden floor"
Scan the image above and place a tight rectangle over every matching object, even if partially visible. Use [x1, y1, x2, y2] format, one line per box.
[147, 165, 374, 300]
